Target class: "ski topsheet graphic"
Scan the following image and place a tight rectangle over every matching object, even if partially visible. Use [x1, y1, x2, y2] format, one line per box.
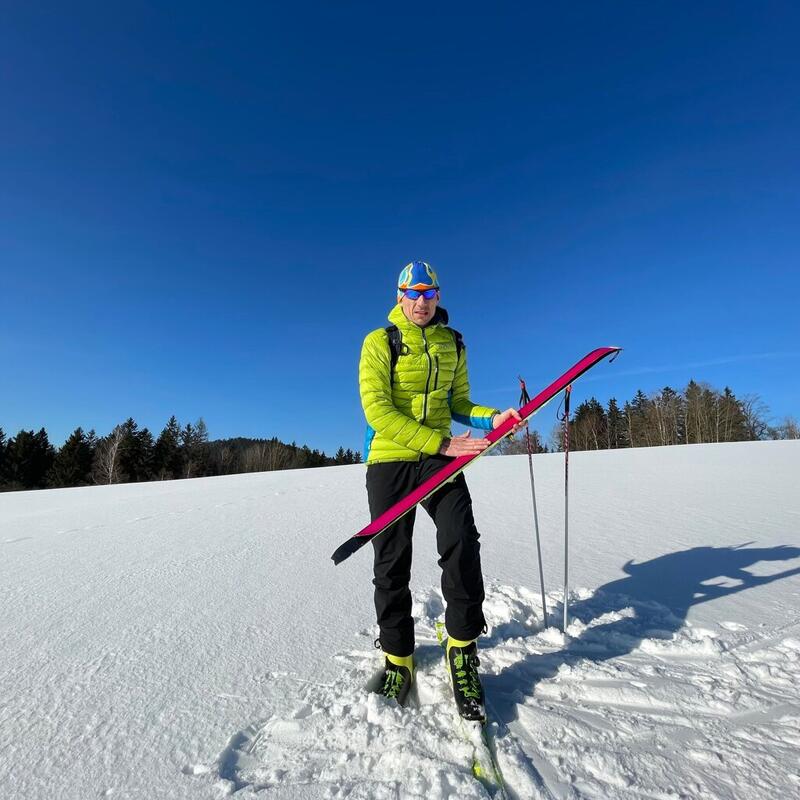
[331, 346, 621, 565]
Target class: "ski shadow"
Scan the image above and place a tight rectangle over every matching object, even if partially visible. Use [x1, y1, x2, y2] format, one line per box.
[483, 542, 800, 727]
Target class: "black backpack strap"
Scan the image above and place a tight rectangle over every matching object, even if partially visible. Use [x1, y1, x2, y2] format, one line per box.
[448, 327, 464, 361]
[385, 325, 403, 384]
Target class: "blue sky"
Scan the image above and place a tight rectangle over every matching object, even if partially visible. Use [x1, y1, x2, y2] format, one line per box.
[2, 2, 798, 454]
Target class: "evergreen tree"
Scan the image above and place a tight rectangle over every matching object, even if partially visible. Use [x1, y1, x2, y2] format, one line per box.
[117, 418, 155, 483]
[334, 446, 347, 464]
[719, 387, 748, 442]
[291, 444, 314, 469]
[606, 398, 625, 448]
[181, 418, 209, 478]
[181, 422, 196, 478]
[629, 390, 652, 447]
[3, 428, 55, 489]
[701, 385, 717, 442]
[194, 418, 210, 475]
[48, 427, 95, 487]
[684, 380, 702, 444]
[153, 416, 183, 480]
[671, 387, 687, 444]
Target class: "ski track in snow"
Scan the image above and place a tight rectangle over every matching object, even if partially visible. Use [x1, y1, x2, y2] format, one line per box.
[198, 582, 800, 799]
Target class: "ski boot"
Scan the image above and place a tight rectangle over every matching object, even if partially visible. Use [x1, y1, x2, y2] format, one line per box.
[446, 637, 486, 722]
[371, 652, 414, 707]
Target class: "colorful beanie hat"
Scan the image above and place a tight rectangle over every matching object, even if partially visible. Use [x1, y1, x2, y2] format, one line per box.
[397, 261, 440, 302]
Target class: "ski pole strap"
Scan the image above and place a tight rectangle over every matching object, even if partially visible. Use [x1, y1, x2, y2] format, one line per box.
[518, 376, 531, 407]
[563, 384, 572, 448]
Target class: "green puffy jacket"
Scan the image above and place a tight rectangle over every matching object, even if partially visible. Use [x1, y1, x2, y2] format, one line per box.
[359, 304, 499, 464]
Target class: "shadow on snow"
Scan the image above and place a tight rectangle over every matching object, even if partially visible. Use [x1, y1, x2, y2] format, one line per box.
[483, 542, 800, 726]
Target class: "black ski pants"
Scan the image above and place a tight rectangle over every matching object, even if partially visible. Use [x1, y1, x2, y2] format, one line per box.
[366, 454, 486, 657]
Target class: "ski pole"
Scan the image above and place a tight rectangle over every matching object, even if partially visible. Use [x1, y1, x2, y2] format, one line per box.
[561, 384, 572, 632]
[518, 377, 548, 629]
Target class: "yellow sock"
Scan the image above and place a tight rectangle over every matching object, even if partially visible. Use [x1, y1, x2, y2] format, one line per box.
[385, 652, 414, 671]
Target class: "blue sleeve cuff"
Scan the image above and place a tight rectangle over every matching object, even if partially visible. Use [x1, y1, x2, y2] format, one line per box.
[452, 412, 496, 431]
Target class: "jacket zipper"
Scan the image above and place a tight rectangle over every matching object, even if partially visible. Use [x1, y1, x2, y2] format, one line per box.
[421, 329, 432, 424]
[433, 355, 439, 390]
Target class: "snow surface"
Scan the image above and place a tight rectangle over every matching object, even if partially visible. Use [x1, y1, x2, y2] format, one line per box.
[1, 440, 799, 799]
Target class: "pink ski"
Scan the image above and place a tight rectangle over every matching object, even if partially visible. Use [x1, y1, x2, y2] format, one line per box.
[332, 346, 621, 565]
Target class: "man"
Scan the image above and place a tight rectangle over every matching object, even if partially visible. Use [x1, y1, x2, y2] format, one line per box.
[358, 260, 521, 719]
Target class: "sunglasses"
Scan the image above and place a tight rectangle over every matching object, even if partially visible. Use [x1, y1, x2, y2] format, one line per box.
[403, 288, 438, 300]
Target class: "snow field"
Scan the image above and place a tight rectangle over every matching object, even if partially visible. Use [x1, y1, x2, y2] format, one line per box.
[205, 579, 800, 799]
[1, 440, 798, 798]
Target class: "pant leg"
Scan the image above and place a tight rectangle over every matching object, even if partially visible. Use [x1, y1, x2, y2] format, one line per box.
[366, 461, 417, 657]
[420, 456, 486, 641]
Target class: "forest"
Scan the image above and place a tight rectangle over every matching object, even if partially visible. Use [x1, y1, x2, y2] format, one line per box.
[0, 417, 360, 492]
[1, 380, 796, 492]
[494, 380, 796, 455]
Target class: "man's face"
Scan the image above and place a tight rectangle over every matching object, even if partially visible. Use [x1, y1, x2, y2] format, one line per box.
[400, 289, 439, 327]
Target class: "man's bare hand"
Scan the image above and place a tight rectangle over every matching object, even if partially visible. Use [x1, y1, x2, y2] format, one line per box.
[439, 430, 490, 457]
[492, 408, 524, 434]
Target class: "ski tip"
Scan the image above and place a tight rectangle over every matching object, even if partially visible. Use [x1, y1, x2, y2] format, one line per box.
[330, 544, 348, 565]
[330, 546, 351, 565]
[587, 345, 622, 363]
[330, 534, 371, 565]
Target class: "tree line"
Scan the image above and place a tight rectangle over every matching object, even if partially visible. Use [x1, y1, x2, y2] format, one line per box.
[553, 380, 798, 452]
[2, 379, 796, 491]
[0, 417, 361, 492]
[494, 379, 797, 456]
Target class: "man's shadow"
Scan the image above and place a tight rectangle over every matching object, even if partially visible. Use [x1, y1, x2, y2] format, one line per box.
[483, 543, 800, 726]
